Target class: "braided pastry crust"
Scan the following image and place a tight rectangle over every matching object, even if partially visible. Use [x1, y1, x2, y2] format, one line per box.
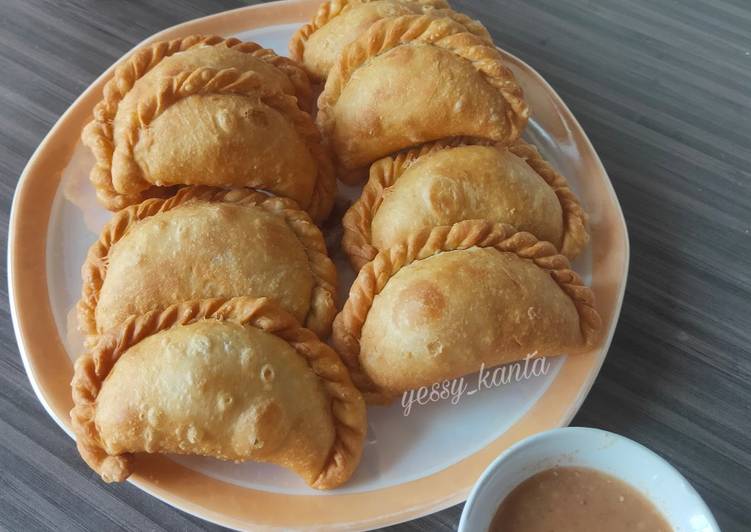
[78, 186, 337, 343]
[506, 141, 590, 259]
[332, 220, 601, 403]
[81, 35, 336, 222]
[289, 0, 491, 81]
[342, 138, 589, 269]
[92, 35, 311, 120]
[317, 14, 529, 178]
[71, 296, 367, 489]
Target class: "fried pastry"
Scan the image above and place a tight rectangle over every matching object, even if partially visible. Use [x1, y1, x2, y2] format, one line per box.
[78, 187, 337, 341]
[333, 221, 601, 403]
[70, 296, 367, 489]
[317, 14, 529, 181]
[290, 0, 491, 81]
[342, 139, 589, 269]
[82, 35, 336, 222]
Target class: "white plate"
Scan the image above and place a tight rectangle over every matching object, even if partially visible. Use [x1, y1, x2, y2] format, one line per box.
[9, 1, 629, 528]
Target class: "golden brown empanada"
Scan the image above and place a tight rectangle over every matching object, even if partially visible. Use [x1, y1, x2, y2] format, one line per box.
[317, 14, 529, 181]
[342, 139, 589, 269]
[78, 187, 337, 341]
[82, 35, 336, 222]
[333, 220, 601, 403]
[71, 296, 366, 489]
[290, 0, 491, 81]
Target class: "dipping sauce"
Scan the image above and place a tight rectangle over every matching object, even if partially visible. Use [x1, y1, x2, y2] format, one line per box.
[490, 466, 672, 532]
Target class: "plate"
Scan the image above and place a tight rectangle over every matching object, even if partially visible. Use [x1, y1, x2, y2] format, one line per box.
[8, 0, 629, 529]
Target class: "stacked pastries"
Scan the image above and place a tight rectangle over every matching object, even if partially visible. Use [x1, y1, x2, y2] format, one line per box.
[78, 188, 338, 339]
[334, 222, 600, 403]
[71, 0, 602, 490]
[290, 0, 601, 402]
[73, 39, 365, 489]
[289, 0, 491, 81]
[82, 35, 336, 222]
[313, 11, 527, 178]
[341, 139, 590, 268]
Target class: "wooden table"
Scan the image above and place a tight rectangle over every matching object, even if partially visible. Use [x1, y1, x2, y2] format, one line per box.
[1, 1, 749, 530]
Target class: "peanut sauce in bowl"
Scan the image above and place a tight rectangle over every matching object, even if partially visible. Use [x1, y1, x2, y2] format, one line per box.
[490, 466, 671, 532]
[459, 428, 718, 532]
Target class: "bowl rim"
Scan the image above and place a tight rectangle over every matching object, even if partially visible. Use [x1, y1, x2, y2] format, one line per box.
[458, 426, 720, 532]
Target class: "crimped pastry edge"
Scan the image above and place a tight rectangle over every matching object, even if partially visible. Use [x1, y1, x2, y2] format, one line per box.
[78, 186, 337, 345]
[108, 66, 335, 222]
[70, 295, 367, 489]
[506, 140, 590, 259]
[85, 64, 335, 222]
[341, 138, 589, 269]
[80, 35, 337, 221]
[332, 219, 601, 403]
[288, 0, 491, 81]
[316, 13, 529, 175]
[81, 34, 312, 205]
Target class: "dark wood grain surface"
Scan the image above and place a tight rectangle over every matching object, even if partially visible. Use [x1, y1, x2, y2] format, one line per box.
[1, 0, 749, 530]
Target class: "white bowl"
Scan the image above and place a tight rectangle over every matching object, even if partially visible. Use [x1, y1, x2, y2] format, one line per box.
[458, 427, 719, 532]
